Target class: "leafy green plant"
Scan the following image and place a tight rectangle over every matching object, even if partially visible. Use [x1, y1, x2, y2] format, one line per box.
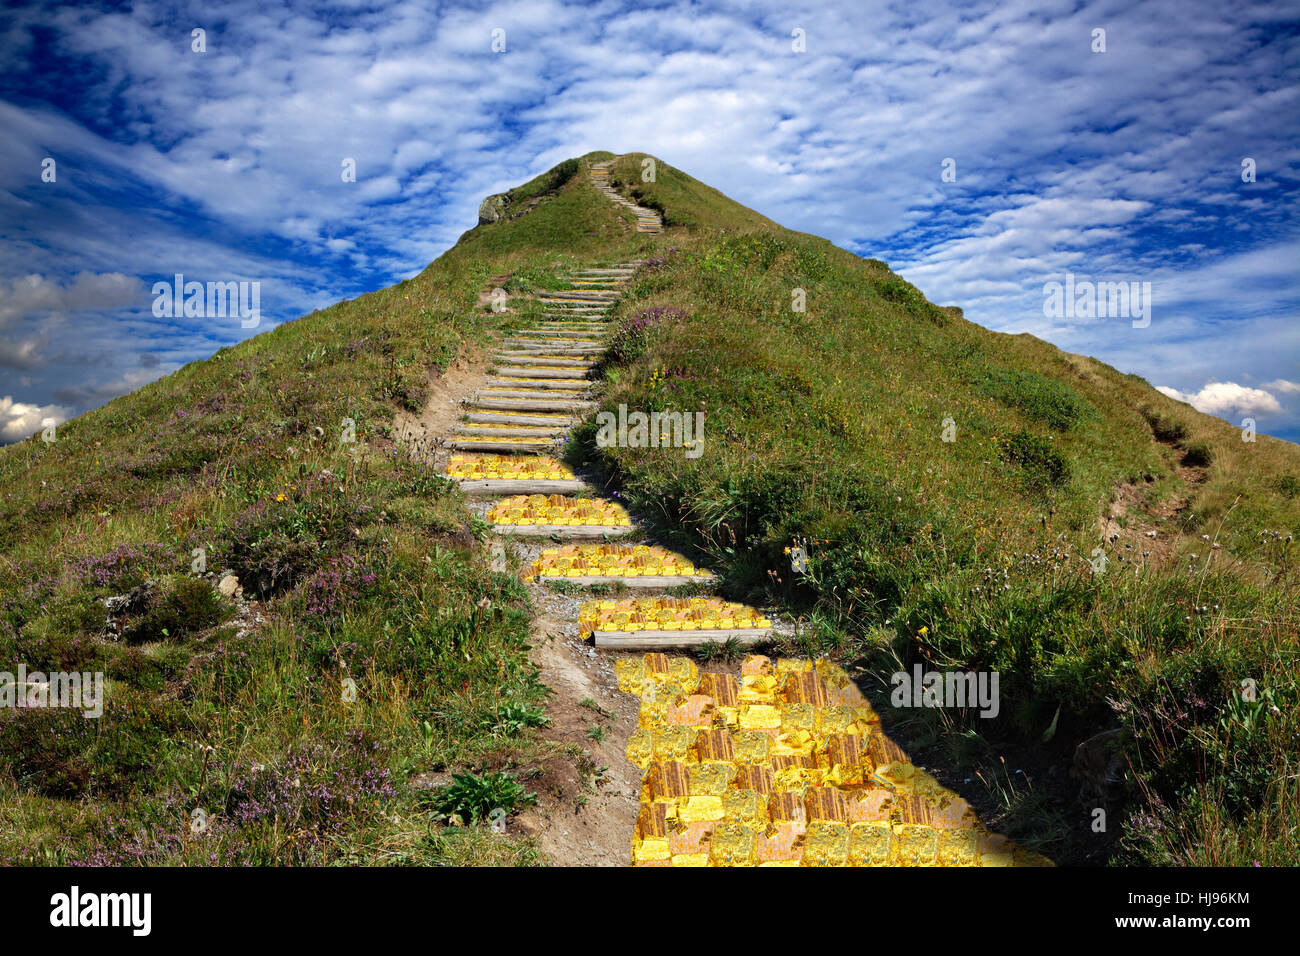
[490, 703, 550, 735]
[426, 766, 537, 824]
[695, 636, 746, 662]
[121, 576, 230, 644]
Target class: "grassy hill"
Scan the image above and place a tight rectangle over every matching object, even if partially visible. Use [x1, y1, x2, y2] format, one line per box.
[2, 152, 1295, 865]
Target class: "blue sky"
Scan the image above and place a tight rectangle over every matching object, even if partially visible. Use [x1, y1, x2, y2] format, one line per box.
[1, 0, 1297, 442]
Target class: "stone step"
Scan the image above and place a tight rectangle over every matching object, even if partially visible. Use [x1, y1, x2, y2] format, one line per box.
[487, 494, 633, 535]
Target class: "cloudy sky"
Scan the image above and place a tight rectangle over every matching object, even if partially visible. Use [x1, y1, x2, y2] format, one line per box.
[2, 0, 1297, 443]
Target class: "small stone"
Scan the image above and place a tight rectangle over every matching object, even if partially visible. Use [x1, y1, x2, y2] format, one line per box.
[217, 574, 243, 600]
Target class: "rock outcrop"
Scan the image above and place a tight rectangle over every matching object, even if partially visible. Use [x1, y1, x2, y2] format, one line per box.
[478, 192, 510, 225]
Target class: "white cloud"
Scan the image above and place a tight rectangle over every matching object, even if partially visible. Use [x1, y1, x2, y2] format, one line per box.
[0, 272, 144, 327]
[1155, 381, 1284, 416]
[0, 395, 70, 443]
[1264, 379, 1300, 395]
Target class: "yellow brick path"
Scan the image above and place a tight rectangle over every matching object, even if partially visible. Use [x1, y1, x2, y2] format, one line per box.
[618, 652, 1052, 867]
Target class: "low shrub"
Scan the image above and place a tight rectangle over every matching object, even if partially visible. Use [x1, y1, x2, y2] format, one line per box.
[977, 368, 1093, 432]
[1000, 430, 1072, 488]
[1182, 441, 1213, 468]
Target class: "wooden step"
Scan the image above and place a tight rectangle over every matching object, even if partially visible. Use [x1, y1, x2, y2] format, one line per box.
[485, 377, 589, 389]
[450, 439, 555, 453]
[592, 629, 769, 649]
[455, 425, 568, 437]
[457, 478, 590, 495]
[478, 389, 587, 401]
[473, 397, 593, 413]
[493, 366, 585, 378]
[493, 354, 595, 366]
[500, 342, 601, 353]
[515, 329, 605, 339]
[466, 411, 575, 426]
[493, 524, 634, 539]
[537, 574, 716, 588]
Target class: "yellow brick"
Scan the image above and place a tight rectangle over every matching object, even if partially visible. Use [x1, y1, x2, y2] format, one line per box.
[771, 729, 815, 757]
[677, 796, 725, 823]
[802, 821, 850, 866]
[632, 837, 670, 862]
[713, 706, 740, 730]
[615, 658, 646, 695]
[721, 790, 769, 830]
[894, 824, 939, 866]
[814, 704, 859, 735]
[849, 821, 894, 866]
[666, 656, 699, 691]
[936, 827, 979, 866]
[822, 763, 866, 787]
[738, 704, 781, 730]
[625, 728, 654, 768]
[732, 731, 771, 764]
[772, 762, 822, 792]
[637, 699, 665, 731]
[739, 674, 778, 703]
[709, 821, 758, 866]
[775, 658, 814, 675]
[671, 853, 710, 867]
[651, 726, 696, 762]
[779, 702, 816, 731]
[688, 762, 732, 796]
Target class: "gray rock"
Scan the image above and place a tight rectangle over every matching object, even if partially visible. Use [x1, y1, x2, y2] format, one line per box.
[477, 192, 510, 225]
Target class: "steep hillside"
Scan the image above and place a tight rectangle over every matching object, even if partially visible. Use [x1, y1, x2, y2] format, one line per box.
[1, 152, 1295, 866]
